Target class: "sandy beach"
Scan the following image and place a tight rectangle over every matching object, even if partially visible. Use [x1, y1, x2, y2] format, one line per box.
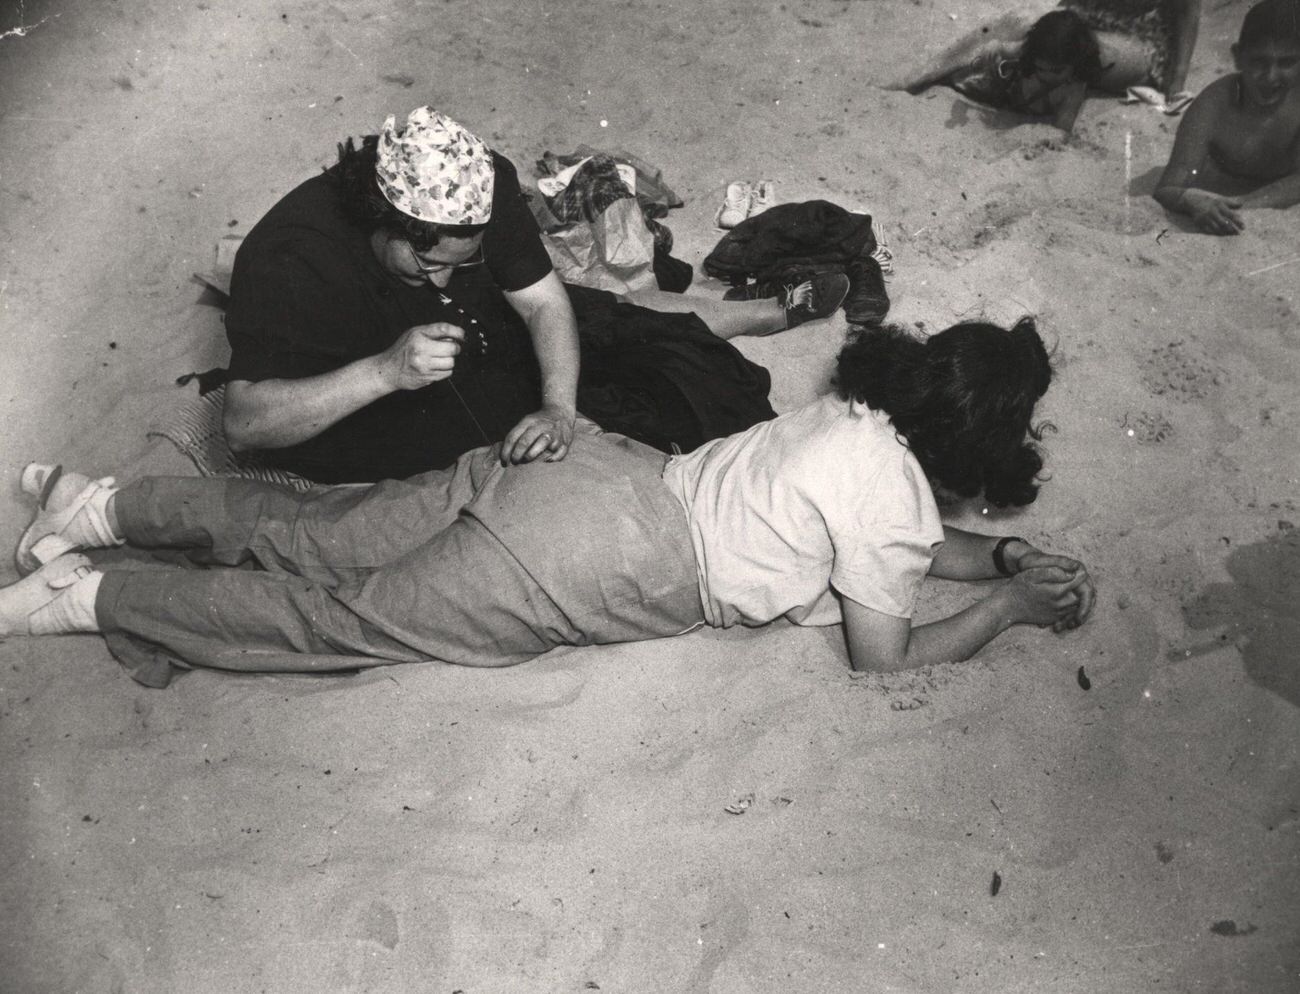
[1, 0, 1297, 990]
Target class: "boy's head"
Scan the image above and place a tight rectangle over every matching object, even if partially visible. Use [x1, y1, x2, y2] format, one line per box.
[1234, 0, 1300, 108]
[1239, 0, 1300, 50]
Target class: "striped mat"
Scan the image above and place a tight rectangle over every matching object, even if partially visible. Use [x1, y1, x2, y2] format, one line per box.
[147, 385, 313, 491]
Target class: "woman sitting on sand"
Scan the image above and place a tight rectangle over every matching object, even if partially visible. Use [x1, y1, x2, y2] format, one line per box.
[1153, 0, 1300, 235]
[0, 319, 1095, 687]
[891, 0, 1202, 131]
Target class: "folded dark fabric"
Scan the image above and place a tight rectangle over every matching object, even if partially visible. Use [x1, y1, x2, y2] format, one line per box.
[652, 242, 693, 294]
[568, 286, 774, 452]
[703, 200, 877, 285]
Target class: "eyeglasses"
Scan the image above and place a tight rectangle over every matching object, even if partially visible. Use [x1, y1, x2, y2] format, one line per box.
[405, 239, 486, 278]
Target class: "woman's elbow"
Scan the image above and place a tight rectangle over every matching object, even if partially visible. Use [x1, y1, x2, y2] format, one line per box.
[846, 638, 909, 674]
[223, 422, 256, 453]
[222, 401, 260, 452]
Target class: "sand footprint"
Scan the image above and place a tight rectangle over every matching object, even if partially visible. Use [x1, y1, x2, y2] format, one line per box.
[1140, 340, 1225, 401]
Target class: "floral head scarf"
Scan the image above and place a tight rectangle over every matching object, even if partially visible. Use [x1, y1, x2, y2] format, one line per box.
[374, 107, 494, 225]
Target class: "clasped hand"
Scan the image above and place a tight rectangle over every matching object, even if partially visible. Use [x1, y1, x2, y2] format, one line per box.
[1002, 549, 1096, 633]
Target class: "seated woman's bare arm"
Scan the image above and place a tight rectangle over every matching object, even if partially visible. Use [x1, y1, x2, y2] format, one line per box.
[224, 323, 465, 451]
[224, 368, 387, 451]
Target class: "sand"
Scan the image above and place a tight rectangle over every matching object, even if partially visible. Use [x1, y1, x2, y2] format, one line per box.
[1, 0, 1297, 991]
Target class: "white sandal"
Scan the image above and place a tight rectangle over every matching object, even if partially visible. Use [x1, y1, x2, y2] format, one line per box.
[0, 553, 95, 637]
[15, 465, 117, 575]
[20, 462, 64, 504]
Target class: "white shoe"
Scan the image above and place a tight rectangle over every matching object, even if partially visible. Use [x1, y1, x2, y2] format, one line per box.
[749, 180, 778, 218]
[0, 553, 96, 637]
[869, 219, 894, 278]
[16, 463, 120, 575]
[714, 181, 753, 229]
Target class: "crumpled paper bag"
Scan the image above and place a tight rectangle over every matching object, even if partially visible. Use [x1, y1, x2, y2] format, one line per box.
[537, 197, 657, 294]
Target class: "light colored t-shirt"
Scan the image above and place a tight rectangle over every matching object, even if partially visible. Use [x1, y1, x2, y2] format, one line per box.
[662, 393, 944, 628]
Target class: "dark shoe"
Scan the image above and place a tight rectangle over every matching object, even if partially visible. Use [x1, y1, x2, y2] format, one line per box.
[783, 272, 850, 329]
[723, 279, 783, 302]
[843, 256, 890, 326]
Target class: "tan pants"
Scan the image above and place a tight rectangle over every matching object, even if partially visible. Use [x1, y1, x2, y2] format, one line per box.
[96, 424, 705, 687]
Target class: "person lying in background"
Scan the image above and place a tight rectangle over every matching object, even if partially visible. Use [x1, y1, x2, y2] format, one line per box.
[1153, 0, 1300, 235]
[894, 10, 1108, 132]
[891, 0, 1202, 130]
[3, 317, 1092, 688]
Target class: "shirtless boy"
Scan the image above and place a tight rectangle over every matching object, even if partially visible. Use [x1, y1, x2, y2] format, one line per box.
[1154, 0, 1300, 235]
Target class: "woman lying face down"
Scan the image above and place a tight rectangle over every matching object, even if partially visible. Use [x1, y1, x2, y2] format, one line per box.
[1, 317, 1094, 684]
[825, 317, 1092, 671]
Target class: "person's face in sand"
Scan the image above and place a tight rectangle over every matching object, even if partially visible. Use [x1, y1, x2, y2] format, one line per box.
[1233, 39, 1300, 110]
[374, 230, 486, 288]
[1030, 58, 1075, 87]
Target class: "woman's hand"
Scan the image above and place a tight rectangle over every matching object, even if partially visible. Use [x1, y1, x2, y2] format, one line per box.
[1000, 562, 1094, 631]
[1007, 546, 1095, 631]
[377, 323, 464, 391]
[844, 549, 1096, 673]
[502, 403, 576, 465]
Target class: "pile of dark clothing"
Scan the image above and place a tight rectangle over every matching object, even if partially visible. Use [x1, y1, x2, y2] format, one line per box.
[523, 151, 774, 451]
[568, 286, 774, 454]
[703, 200, 891, 326]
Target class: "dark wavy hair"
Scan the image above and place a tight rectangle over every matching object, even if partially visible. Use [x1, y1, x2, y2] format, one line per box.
[333, 135, 489, 252]
[834, 317, 1054, 507]
[1023, 9, 1107, 83]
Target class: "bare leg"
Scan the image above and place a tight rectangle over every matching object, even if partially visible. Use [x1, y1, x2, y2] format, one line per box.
[1163, 0, 1201, 97]
[623, 288, 785, 339]
[1093, 32, 1159, 92]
